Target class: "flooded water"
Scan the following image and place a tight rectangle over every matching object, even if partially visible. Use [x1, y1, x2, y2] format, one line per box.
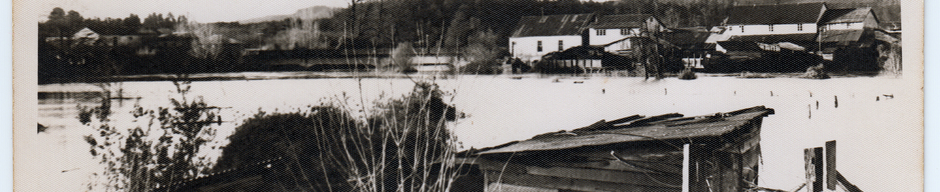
[31, 74, 920, 191]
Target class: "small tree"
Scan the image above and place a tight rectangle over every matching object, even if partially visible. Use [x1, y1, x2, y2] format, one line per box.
[83, 78, 220, 191]
[389, 42, 416, 73]
[460, 30, 502, 74]
[215, 82, 463, 192]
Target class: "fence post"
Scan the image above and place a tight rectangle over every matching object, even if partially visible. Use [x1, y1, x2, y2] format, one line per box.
[805, 147, 823, 192]
[826, 140, 837, 190]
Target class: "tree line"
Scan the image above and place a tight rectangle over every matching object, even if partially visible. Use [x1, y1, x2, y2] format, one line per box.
[39, 7, 188, 38]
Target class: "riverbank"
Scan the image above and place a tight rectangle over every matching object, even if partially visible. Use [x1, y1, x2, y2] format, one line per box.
[38, 69, 892, 85]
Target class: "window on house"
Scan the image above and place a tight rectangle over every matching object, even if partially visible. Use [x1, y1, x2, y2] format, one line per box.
[798, 24, 803, 31]
[740, 25, 745, 33]
[558, 40, 564, 51]
[537, 40, 543, 52]
[769, 24, 774, 32]
[621, 28, 630, 35]
[846, 23, 851, 27]
[597, 29, 606, 36]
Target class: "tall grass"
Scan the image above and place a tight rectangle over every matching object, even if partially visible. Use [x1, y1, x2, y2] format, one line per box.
[215, 81, 464, 192]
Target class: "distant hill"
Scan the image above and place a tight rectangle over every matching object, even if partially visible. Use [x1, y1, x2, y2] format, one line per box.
[240, 6, 338, 24]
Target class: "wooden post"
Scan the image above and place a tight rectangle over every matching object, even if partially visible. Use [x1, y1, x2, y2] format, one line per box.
[826, 140, 837, 190]
[682, 144, 690, 192]
[805, 147, 823, 192]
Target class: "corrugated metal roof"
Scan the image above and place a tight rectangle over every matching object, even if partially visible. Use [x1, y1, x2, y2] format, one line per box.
[821, 7, 873, 24]
[477, 106, 774, 155]
[661, 30, 712, 46]
[511, 14, 595, 37]
[587, 14, 653, 29]
[725, 33, 818, 43]
[818, 29, 865, 43]
[726, 3, 826, 25]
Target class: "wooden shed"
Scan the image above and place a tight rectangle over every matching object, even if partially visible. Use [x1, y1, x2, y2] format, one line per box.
[463, 106, 774, 192]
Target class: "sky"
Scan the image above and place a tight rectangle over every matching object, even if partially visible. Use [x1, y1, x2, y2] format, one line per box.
[36, 0, 350, 22]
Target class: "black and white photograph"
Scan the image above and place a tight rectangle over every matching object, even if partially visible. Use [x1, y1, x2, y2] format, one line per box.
[14, 0, 921, 191]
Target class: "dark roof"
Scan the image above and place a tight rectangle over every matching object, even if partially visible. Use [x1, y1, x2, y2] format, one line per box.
[821, 7, 874, 24]
[477, 106, 774, 155]
[727, 3, 826, 25]
[587, 14, 653, 29]
[725, 33, 818, 43]
[818, 29, 865, 43]
[542, 46, 608, 60]
[511, 14, 595, 37]
[661, 30, 712, 46]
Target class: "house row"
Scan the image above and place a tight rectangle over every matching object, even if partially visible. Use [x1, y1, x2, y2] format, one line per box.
[508, 13, 669, 63]
[509, 2, 897, 71]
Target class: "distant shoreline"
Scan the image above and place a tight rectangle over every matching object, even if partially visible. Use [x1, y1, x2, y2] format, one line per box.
[38, 70, 888, 85]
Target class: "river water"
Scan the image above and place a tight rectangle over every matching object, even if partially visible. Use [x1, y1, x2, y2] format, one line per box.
[30, 74, 921, 191]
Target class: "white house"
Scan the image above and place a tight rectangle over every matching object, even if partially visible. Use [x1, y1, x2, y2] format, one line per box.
[818, 7, 880, 45]
[719, 2, 828, 52]
[723, 3, 826, 37]
[586, 14, 668, 54]
[508, 13, 595, 63]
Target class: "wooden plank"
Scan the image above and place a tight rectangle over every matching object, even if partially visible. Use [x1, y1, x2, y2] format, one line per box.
[522, 165, 682, 188]
[479, 158, 682, 189]
[804, 147, 823, 192]
[575, 148, 684, 166]
[485, 170, 681, 192]
[682, 144, 689, 192]
[719, 152, 741, 192]
[542, 158, 680, 174]
[486, 182, 558, 192]
[826, 140, 837, 190]
[562, 149, 683, 174]
[688, 144, 710, 192]
[835, 171, 863, 192]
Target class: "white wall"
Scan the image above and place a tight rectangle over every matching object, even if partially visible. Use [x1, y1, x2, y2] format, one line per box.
[509, 35, 583, 62]
[724, 23, 817, 36]
[822, 13, 879, 31]
[588, 28, 642, 45]
[821, 22, 864, 31]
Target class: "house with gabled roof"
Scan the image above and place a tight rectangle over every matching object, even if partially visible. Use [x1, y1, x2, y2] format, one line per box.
[587, 14, 669, 55]
[818, 7, 889, 71]
[508, 13, 595, 63]
[817, 7, 880, 47]
[587, 14, 667, 46]
[718, 3, 828, 52]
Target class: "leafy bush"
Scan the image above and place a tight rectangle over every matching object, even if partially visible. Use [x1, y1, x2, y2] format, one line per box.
[82, 80, 220, 192]
[678, 68, 697, 80]
[216, 82, 463, 192]
[459, 30, 504, 74]
[389, 42, 416, 73]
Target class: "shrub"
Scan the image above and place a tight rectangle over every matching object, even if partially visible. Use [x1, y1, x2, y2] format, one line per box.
[82, 80, 220, 191]
[216, 82, 463, 192]
[389, 42, 416, 73]
[801, 63, 830, 79]
[459, 30, 503, 74]
[678, 68, 697, 80]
